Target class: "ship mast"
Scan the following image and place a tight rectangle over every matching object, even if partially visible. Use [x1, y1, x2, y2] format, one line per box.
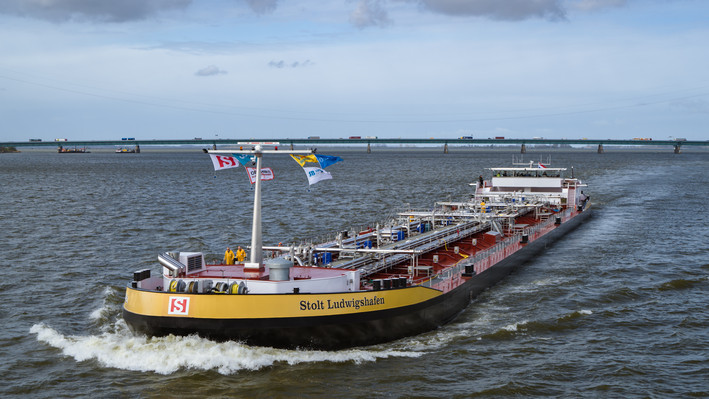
[250, 148, 263, 265]
[208, 143, 313, 269]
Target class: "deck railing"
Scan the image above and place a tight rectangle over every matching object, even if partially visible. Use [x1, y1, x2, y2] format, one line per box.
[420, 207, 574, 289]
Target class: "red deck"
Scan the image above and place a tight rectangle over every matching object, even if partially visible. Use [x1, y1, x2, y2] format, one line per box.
[366, 208, 578, 292]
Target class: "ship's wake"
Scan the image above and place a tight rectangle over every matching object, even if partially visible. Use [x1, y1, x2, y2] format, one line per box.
[30, 321, 427, 375]
[31, 286, 597, 374]
[30, 287, 436, 375]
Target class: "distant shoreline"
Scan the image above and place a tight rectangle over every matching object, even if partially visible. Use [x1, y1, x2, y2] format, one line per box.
[7, 145, 709, 154]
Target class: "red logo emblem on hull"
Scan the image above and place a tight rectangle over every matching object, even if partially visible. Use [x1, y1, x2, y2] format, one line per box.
[168, 296, 190, 315]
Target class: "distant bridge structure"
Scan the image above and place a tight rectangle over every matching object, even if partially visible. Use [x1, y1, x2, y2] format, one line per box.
[2, 137, 707, 154]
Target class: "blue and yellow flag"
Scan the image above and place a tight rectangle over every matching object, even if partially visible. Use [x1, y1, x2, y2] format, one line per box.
[290, 154, 319, 167]
[290, 154, 343, 169]
[314, 154, 343, 169]
[290, 153, 343, 185]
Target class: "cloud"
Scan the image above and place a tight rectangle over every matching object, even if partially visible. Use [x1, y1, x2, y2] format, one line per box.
[245, 0, 279, 14]
[348, 0, 570, 27]
[410, 0, 567, 21]
[0, 0, 192, 23]
[350, 0, 391, 28]
[268, 60, 313, 68]
[569, 0, 628, 12]
[195, 65, 227, 76]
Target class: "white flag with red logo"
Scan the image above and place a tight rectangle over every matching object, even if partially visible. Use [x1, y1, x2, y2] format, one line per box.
[209, 154, 241, 170]
[245, 167, 275, 184]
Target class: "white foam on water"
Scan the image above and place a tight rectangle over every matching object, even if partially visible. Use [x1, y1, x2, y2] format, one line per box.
[388, 326, 472, 352]
[32, 288, 535, 374]
[502, 321, 527, 332]
[89, 286, 115, 322]
[496, 276, 572, 297]
[30, 322, 424, 375]
[89, 307, 105, 321]
[531, 277, 570, 287]
[577, 309, 593, 315]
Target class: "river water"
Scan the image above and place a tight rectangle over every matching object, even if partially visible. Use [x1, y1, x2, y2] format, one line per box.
[1, 148, 707, 398]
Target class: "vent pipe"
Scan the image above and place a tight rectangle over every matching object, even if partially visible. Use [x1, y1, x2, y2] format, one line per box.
[158, 252, 186, 277]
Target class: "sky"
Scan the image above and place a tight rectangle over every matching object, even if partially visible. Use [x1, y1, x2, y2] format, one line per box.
[1, 0, 708, 141]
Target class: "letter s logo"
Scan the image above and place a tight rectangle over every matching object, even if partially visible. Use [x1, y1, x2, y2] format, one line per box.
[168, 296, 190, 315]
[216, 156, 236, 168]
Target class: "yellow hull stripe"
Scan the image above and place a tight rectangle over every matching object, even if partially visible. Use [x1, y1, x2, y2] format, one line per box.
[124, 287, 442, 319]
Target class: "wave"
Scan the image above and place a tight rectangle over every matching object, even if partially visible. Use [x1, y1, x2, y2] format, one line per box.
[89, 286, 122, 329]
[596, 287, 641, 304]
[30, 291, 545, 375]
[480, 309, 593, 340]
[657, 278, 705, 291]
[30, 287, 595, 375]
[29, 287, 435, 375]
[30, 322, 424, 375]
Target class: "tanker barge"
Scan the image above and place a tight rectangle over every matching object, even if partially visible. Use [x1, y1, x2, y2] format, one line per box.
[123, 147, 591, 349]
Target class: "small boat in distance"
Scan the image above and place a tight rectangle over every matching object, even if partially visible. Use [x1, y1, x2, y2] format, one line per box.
[57, 146, 89, 153]
[115, 146, 140, 153]
[123, 149, 592, 350]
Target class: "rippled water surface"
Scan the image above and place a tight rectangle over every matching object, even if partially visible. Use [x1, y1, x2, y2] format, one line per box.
[2, 149, 708, 398]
